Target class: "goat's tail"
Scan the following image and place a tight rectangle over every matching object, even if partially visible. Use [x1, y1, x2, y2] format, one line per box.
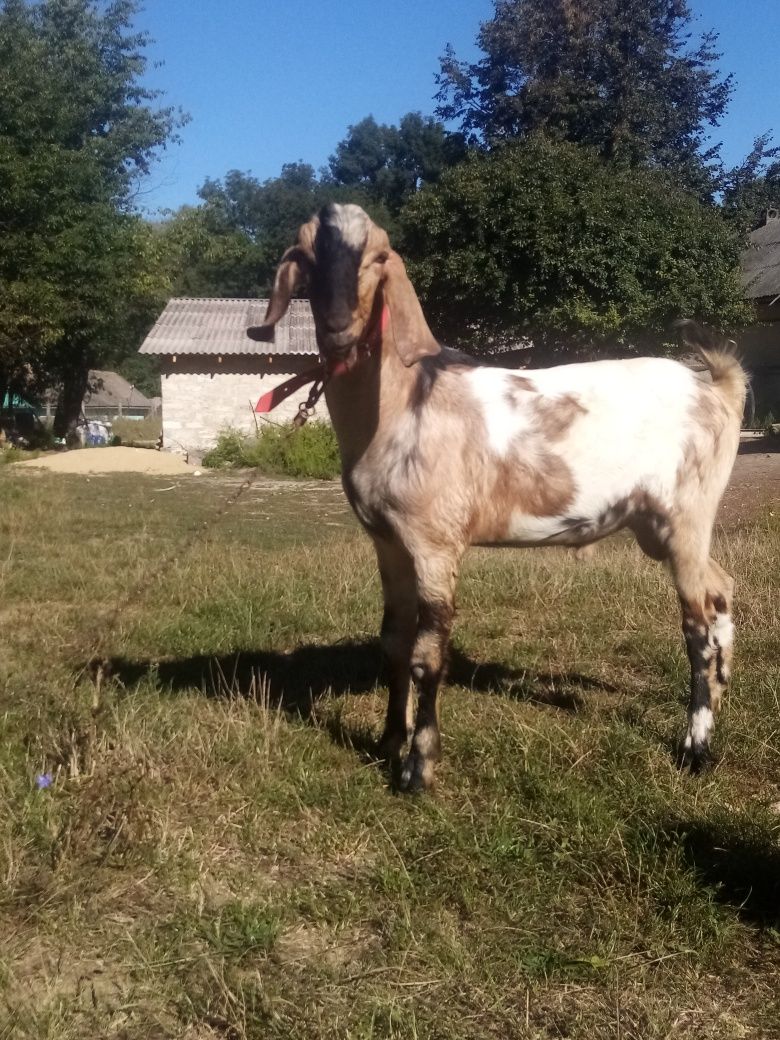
[676, 320, 748, 420]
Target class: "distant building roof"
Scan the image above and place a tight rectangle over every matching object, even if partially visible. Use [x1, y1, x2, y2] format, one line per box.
[138, 298, 317, 357]
[85, 371, 153, 409]
[2, 392, 37, 412]
[741, 209, 780, 302]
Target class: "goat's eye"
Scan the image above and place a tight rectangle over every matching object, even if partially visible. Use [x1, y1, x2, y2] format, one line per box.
[374, 252, 389, 265]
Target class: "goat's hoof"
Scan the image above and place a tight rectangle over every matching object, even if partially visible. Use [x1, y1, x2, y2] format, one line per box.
[376, 731, 406, 765]
[677, 741, 714, 774]
[397, 752, 434, 794]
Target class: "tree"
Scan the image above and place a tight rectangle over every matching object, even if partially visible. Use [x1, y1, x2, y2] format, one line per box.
[721, 134, 780, 233]
[159, 204, 266, 299]
[328, 113, 466, 213]
[399, 136, 749, 363]
[436, 0, 732, 194]
[0, 0, 182, 434]
[161, 116, 465, 301]
[159, 165, 334, 299]
[161, 164, 394, 298]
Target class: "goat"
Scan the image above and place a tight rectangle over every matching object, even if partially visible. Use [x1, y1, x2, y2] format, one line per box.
[248, 202, 747, 792]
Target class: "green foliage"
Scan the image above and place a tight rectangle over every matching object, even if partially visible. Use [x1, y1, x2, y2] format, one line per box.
[437, 0, 733, 196]
[160, 164, 388, 297]
[400, 136, 750, 360]
[0, 0, 182, 429]
[721, 134, 780, 233]
[327, 112, 467, 214]
[115, 352, 161, 398]
[203, 422, 341, 480]
[160, 112, 466, 298]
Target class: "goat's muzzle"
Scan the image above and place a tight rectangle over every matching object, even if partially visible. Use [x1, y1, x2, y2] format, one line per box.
[320, 342, 360, 374]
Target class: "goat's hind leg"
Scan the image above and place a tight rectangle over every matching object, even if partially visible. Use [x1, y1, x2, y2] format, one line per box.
[672, 550, 735, 771]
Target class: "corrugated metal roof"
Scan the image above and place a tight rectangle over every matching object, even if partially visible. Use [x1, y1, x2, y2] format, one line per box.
[138, 298, 318, 356]
[741, 214, 780, 301]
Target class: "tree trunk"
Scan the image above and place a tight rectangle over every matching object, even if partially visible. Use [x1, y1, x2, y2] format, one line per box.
[53, 365, 90, 440]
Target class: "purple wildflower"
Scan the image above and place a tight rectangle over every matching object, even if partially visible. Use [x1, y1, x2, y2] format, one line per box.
[35, 773, 53, 789]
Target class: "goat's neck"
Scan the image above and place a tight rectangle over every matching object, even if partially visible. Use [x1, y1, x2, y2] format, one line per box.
[324, 331, 415, 473]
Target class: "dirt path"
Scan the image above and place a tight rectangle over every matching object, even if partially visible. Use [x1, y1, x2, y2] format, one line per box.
[720, 440, 780, 525]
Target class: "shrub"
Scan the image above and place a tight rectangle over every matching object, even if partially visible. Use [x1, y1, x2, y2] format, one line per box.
[202, 422, 341, 479]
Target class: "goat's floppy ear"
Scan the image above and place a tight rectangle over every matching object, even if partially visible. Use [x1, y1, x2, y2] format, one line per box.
[247, 246, 308, 342]
[382, 251, 440, 366]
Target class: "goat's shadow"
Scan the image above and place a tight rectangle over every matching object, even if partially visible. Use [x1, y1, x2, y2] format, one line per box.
[659, 816, 780, 927]
[100, 640, 615, 757]
[738, 436, 780, 455]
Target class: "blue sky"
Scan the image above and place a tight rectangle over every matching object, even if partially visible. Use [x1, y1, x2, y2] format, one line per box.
[137, 0, 780, 214]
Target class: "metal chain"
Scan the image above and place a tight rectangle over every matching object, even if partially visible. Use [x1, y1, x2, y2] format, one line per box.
[293, 377, 328, 428]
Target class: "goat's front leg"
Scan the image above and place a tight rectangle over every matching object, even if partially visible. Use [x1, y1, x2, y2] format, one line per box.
[374, 538, 417, 764]
[400, 552, 459, 793]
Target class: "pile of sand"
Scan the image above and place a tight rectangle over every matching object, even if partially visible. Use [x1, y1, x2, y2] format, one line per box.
[13, 446, 199, 476]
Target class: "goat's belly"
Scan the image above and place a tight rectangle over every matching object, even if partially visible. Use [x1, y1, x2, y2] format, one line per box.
[473, 505, 634, 548]
[473, 512, 592, 548]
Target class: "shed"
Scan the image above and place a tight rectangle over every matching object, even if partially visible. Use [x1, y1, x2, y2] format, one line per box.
[740, 208, 780, 414]
[139, 298, 322, 459]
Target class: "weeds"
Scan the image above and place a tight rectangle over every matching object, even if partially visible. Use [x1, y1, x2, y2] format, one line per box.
[203, 421, 341, 479]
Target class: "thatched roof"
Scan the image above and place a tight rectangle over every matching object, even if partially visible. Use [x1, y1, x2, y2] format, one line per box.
[139, 298, 317, 357]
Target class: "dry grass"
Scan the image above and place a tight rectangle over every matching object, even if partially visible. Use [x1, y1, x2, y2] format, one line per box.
[1, 469, 778, 1039]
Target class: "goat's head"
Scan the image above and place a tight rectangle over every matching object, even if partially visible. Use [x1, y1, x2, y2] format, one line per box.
[247, 203, 439, 368]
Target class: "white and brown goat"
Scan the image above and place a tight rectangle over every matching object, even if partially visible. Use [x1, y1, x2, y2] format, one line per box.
[249, 203, 746, 792]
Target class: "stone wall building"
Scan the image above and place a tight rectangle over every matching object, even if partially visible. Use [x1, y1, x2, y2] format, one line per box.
[139, 298, 323, 459]
[740, 207, 780, 416]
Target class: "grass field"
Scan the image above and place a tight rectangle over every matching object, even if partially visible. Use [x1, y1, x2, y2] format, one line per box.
[1, 468, 779, 1039]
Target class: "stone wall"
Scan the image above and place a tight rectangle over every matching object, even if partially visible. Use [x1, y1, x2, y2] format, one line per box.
[738, 324, 780, 416]
[159, 355, 329, 459]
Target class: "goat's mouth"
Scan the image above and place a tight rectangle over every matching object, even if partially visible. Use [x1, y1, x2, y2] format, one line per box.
[318, 326, 363, 369]
[320, 341, 360, 372]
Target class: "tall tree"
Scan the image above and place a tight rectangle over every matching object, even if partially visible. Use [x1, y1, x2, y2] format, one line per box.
[436, 0, 732, 193]
[0, 0, 181, 433]
[400, 137, 749, 362]
[328, 113, 466, 213]
[721, 134, 780, 233]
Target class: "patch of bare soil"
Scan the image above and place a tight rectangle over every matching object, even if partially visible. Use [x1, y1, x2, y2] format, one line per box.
[12, 446, 198, 475]
[720, 439, 780, 526]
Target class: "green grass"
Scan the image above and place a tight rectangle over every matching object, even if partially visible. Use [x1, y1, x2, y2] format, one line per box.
[1, 468, 779, 1038]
